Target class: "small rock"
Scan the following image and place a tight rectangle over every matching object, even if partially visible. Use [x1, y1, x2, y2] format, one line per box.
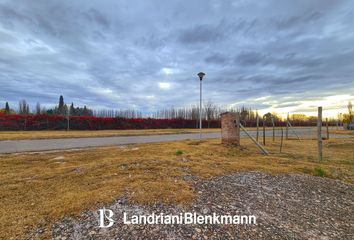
[202, 208, 209, 214]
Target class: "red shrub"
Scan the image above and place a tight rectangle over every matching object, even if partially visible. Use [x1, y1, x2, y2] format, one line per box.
[0, 114, 220, 130]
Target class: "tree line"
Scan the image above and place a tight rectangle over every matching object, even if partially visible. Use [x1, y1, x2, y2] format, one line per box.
[0, 97, 353, 125]
[1, 96, 93, 117]
[0, 96, 142, 119]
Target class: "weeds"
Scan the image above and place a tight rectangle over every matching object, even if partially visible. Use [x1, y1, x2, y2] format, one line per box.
[313, 167, 326, 177]
[175, 150, 184, 155]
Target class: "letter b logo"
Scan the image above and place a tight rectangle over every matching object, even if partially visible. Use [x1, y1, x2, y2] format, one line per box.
[98, 208, 114, 228]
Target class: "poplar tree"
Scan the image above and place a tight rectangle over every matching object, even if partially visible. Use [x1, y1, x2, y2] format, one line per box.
[5, 102, 10, 114]
[58, 95, 65, 115]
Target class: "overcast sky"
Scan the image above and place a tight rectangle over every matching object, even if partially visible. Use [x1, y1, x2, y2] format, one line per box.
[0, 0, 353, 117]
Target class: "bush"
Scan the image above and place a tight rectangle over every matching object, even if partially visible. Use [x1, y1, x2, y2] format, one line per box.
[0, 114, 221, 130]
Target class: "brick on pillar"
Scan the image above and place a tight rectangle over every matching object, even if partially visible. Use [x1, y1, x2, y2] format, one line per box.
[221, 112, 240, 145]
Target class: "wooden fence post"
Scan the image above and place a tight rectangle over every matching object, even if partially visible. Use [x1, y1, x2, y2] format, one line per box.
[317, 107, 323, 161]
[326, 118, 329, 140]
[272, 117, 275, 142]
[263, 117, 266, 145]
[67, 109, 70, 131]
[280, 127, 284, 153]
[256, 113, 259, 142]
[286, 113, 289, 140]
[235, 112, 240, 145]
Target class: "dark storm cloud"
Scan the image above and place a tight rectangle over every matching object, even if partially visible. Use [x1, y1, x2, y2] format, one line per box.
[205, 52, 229, 65]
[272, 11, 323, 30]
[0, 0, 353, 115]
[83, 9, 110, 29]
[235, 51, 266, 66]
[177, 18, 257, 45]
[178, 24, 224, 44]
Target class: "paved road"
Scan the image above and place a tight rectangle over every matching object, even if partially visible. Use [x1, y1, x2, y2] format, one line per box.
[0, 128, 349, 154]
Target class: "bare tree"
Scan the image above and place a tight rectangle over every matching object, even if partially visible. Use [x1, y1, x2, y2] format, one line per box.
[18, 99, 29, 115]
[204, 100, 217, 128]
[36, 102, 41, 115]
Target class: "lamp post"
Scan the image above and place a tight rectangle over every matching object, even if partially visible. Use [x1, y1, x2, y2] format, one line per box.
[197, 72, 205, 141]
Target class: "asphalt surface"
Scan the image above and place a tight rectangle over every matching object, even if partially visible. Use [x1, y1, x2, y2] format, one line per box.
[0, 128, 349, 154]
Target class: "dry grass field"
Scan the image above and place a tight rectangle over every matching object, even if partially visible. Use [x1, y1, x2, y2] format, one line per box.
[0, 137, 353, 239]
[0, 128, 220, 140]
[330, 129, 354, 136]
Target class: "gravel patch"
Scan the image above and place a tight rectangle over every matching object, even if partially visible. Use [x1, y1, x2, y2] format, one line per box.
[49, 172, 353, 240]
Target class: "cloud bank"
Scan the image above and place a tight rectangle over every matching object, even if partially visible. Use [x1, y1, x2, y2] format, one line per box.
[0, 0, 353, 116]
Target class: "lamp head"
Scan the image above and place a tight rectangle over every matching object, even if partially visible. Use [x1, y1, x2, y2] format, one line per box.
[197, 72, 205, 81]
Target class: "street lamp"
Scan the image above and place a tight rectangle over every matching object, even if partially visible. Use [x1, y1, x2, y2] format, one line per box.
[197, 72, 205, 141]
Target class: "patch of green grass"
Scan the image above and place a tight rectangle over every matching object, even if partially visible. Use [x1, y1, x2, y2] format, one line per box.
[313, 167, 326, 177]
[175, 150, 184, 155]
[300, 167, 328, 177]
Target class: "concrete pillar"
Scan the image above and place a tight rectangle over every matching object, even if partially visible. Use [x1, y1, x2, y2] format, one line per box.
[221, 112, 240, 145]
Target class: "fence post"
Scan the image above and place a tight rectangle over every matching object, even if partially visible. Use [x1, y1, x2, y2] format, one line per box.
[280, 127, 284, 153]
[263, 117, 266, 145]
[272, 116, 275, 142]
[317, 107, 323, 161]
[67, 109, 70, 131]
[235, 112, 240, 145]
[326, 118, 329, 140]
[256, 113, 259, 142]
[286, 113, 289, 140]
